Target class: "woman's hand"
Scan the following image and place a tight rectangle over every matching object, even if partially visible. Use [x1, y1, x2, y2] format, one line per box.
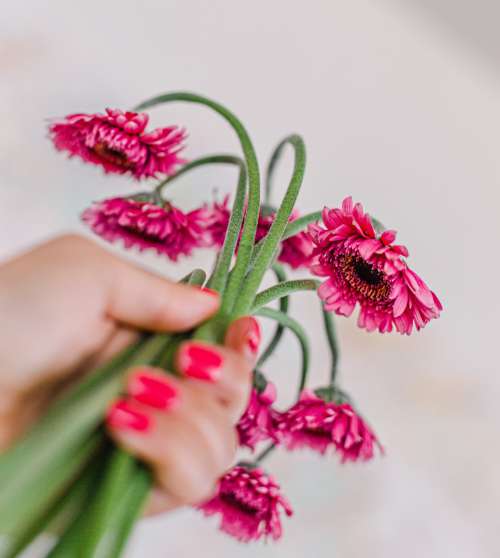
[0, 234, 258, 514]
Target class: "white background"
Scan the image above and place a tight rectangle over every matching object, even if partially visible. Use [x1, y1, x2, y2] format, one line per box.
[1, 1, 499, 556]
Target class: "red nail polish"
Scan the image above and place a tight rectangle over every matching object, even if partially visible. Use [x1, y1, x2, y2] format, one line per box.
[106, 400, 151, 432]
[129, 372, 178, 411]
[247, 317, 261, 354]
[198, 286, 219, 298]
[179, 343, 223, 381]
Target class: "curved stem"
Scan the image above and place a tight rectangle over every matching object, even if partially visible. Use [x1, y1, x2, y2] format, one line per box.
[264, 138, 291, 204]
[135, 92, 261, 336]
[282, 210, 322, 240]
[252, 279, 320, 313]
[233, 135, 306, 316]
[254, 307, 310, 395]
[257, 264, 289, 368]
[154, 154, 243, 195]
[322, 306, 340, 384]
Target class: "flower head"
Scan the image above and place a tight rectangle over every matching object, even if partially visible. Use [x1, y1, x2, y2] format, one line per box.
[82, 197, 210, 260]
[198, 466, 293, 542]
[49, 108, 186, 179]
[206, 198, 314, 269]
[275, 390, 381, 462]
[309, 196, 442, 334]
[237, 382, 279, 450]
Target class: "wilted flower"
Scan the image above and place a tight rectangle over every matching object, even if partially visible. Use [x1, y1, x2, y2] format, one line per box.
[82, 197, 210, 260]
[309, 196, 442, 334]
[49, 108, 185, 179]
[237, 382, 279, 450]
[275, 390, 381, 462]
[198, 466, 293, 542]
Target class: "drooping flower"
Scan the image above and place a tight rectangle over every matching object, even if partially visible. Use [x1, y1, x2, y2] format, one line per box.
[82, 197, 210, 260]
[206, 198, 314, 269]
[49, 108, 186, 179]
[275, 390, 381, 462]
[309, 196, 442, 334]
[198, 466, 293, 542]
[237, 382, 279, 450]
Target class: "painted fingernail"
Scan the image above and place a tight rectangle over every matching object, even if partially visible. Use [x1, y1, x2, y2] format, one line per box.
[178, 343, 223, 381]
[129, 371, 178, 411]
[197, 285, 219, 298]
[246, 317, 261, 354]
[106, 400, 151, 433]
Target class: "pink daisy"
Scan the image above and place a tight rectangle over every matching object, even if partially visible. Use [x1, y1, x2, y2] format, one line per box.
[275, 390, 381, 462]
[309, 196, 442, 334]
[82, 197, 210, 261]
[237, 382, 279, 450]
[206, 198, 314, 269]
[49, 108, 185, 179]
[198, 466, 293, 542]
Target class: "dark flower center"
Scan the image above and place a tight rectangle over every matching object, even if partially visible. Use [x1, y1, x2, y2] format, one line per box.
[93, 142, 134, 169]
[222, 492, 260, 516]
[338, 253, 390, 303]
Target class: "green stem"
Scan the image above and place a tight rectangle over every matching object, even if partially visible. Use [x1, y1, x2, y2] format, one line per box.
[154, 154, 241, 195]
[135, 92, 261, 332]
[251, 279, 320, 313]
[257, 264, 288, 367]
[232, 135, 306, 316]
[264, 138, 291, 204]
[255, 307, 310, 395]
[322, 307, 340, 384]
[282, 210, 322, 240]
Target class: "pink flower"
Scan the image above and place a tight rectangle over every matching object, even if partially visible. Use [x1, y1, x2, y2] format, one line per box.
[237, 382, 279, 450]
[309, 196, 442, 334]
[206, 198, 314, 269]
[198, 466, 293, 542]
[49, 108, 186, 179]
[82, 197, 210, 260]
[275, 390, 381, 462]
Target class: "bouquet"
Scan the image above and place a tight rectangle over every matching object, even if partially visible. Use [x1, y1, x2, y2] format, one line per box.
[0, 91, 442, 557]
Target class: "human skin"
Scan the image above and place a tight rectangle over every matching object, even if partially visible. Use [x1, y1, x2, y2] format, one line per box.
[0, 234, 258, 515]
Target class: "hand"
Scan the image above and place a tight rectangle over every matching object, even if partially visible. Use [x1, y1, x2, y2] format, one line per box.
[0, 234, 258, 514]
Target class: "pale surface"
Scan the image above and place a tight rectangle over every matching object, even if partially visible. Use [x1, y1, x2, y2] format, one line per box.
[1, 1, 499, 556]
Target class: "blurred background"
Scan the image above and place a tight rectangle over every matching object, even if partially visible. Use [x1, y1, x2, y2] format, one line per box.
[1, 1, 499, 556]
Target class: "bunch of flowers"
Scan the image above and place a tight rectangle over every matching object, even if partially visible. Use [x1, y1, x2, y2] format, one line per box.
[0, 92, 442, 557]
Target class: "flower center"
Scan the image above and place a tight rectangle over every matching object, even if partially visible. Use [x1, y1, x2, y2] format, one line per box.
[93, 142, 134, 169]
[222, 492, 260, 516]
[338, 253, 390, 302]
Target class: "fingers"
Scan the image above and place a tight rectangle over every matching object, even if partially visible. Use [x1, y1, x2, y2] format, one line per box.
[175, 316, 260, 421]
[105, 260, 220, 332]
[107, 368, 236, 510]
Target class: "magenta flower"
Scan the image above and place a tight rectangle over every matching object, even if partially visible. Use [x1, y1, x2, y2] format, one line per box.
[82, 197, 210, 261]
[49, 108, 185, 179]
[237, 382, 279, 450]
[198, 466, 293, 542]
[275, 390, 381, 462]
[309, 196, 442, 334]
[206, 199, 314, 269]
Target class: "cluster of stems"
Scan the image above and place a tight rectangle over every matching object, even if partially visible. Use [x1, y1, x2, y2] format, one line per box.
[0, 91, 339, 557]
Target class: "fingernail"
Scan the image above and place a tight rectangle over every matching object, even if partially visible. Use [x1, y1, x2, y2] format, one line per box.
[129, 371, 178, 411]
[106, 400, 151, 433]
[178, 343, 223, 381]
[246, 317, 261, 354]
[197, 286, 219, 298]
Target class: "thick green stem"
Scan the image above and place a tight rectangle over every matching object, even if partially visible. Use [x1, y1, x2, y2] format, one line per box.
[264, 138, 290, 204]
[135, 92, 261, 333]
[257, 264, 289, 368]
[251, 279, 320, 313]
[322, 307, 340, 384]
[255, 307, 310, 395]
[232, 135, 306, 316]
[282, 210, 321, 240]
